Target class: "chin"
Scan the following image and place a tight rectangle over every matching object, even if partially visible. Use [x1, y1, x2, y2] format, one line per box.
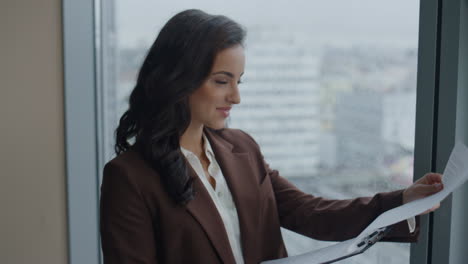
[205, 120, 228, 130]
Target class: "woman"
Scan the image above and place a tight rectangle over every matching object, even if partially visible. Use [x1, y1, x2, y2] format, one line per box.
[100, 9, 443, 264]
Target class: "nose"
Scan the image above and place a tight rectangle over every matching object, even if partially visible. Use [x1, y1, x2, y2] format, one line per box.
[228, 84, 241, 105]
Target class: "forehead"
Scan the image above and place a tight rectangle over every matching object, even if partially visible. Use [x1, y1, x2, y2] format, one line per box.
[211, 45, 245, 75]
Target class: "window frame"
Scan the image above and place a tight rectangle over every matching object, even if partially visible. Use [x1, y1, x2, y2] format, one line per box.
[62, 0, 101, 263]
[416, 0, 468, 263]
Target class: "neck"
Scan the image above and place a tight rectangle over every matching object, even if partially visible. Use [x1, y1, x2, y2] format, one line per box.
[180, 122, 204, 156]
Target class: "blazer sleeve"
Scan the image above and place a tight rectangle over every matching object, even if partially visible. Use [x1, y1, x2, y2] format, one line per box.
[100, 161, 159, 264]
[237, 129, 419, 243]
[267, 164, 419, 242]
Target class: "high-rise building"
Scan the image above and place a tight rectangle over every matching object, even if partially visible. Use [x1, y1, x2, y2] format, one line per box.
[230, 26, 320, 178]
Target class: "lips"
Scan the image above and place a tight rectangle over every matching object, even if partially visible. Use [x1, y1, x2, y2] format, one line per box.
[216, 107, 232, 111]
[216, 107, 231, 118]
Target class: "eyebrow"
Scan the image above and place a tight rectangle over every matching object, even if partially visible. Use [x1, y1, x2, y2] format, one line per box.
[211, 71, 244, 78]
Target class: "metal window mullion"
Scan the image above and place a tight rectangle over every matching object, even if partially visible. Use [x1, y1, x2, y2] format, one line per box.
[410, 0, 440, 263]
[431, 0, 464, 263]
[63, 0, 101, 263]
[448, 0, 468, 263]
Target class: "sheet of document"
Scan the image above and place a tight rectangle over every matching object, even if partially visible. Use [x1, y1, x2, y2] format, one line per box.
[353, 141, 468, 244]
[262, 141, 468, 264]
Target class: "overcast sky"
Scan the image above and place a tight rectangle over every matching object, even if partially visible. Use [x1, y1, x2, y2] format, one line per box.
[115, 0, 420, 49]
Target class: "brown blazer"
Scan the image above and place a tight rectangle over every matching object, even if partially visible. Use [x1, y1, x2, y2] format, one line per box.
[100, 128, 418, 264]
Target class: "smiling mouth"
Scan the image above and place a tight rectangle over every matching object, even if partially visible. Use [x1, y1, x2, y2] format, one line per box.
[218, 110, 229, 118]
[216, 107, 231, 118]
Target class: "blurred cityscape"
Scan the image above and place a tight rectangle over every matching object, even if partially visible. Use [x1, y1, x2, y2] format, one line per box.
[99, 4, 417, 263]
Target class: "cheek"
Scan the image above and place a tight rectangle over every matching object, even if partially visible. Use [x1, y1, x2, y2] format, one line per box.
[195, 88, 220, 107]
[189, 82, 224, 116]
[189, 92, 215, 117]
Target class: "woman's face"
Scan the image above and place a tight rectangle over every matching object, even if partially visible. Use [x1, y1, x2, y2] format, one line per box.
[188, 44, 245, 130]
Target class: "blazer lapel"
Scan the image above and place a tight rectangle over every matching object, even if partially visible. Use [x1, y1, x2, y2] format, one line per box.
[205, 128, 262, 262]
[185, 165, 237, 264]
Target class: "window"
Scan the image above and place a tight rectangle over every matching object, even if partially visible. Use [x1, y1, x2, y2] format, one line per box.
[98, 1, 419, 262]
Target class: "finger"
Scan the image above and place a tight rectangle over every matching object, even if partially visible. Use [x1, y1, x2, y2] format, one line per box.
[419, 203, 441, 215]
[427, 204, 441, 213]
[431, 203, 440, 211]
[425, 173, 443, 184]
[414, 183, 443, 196]
[420, 209, 432, 215]
[416, 173, 443, 185]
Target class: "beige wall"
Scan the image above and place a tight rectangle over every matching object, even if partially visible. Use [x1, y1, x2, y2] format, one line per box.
[0, 0, 68, 263]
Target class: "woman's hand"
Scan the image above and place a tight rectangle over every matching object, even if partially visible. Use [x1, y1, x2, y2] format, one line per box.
[402, 173, 444, 215]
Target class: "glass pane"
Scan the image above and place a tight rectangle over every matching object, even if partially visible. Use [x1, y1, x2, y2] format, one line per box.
[99, 1, 420, 263]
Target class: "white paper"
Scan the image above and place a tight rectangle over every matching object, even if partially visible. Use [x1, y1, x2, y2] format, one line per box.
[262, 141, 468, 264]
[354, 141, 468, 244]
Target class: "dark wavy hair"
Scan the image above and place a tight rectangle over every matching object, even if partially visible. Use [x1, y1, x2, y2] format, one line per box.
[114, 9, 246, 205]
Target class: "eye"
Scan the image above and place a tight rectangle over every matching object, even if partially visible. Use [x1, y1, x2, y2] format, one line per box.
[237, 80, 243, 85]
[215, 80, 228, 85]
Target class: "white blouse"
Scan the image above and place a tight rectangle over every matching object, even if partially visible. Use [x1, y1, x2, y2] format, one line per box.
[181, 133, 245, 264]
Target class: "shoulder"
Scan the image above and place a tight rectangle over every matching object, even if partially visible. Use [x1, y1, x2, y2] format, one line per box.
[101, 149, 166, 220]
[104, 149, 148, 175]
[102, 149, 162, 193]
